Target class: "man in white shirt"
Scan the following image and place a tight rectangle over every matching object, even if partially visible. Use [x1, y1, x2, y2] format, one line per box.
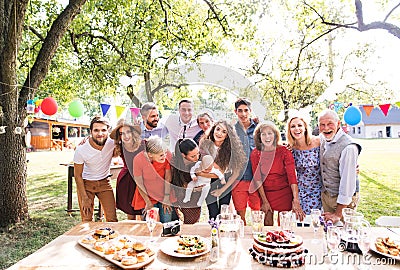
[164, 99, 201, 151]
[73, 116, 118, 222]
[318, 109, 361, 224]
[140, 102, 168, 139]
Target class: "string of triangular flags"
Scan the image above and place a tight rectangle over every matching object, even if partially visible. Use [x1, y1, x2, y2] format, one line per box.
[100, 103, 140, 119]
[330, 101, 400, 117]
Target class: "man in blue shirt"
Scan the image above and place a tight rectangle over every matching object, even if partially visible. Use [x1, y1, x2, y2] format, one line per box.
[232, 98, 261, 225]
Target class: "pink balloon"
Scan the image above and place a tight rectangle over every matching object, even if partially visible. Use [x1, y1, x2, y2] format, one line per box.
[41, 97, 58, 116]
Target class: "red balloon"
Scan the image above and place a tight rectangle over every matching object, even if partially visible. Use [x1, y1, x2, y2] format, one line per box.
[34, 106, 40, 113]
[41, 97, 58, 116]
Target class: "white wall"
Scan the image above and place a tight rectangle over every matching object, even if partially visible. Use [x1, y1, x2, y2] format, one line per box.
[348, 124, 400, 138]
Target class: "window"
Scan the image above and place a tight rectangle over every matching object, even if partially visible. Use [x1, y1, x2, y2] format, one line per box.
[357, 127, 361, 134]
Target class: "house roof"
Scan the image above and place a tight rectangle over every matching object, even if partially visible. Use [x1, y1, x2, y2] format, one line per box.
[359, 106, 400, 125]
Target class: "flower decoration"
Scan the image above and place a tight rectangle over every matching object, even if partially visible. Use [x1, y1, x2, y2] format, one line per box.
[319, 216, 333, 232]
[208, 218, 221, 230]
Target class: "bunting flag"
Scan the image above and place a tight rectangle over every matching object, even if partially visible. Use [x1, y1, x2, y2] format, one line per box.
[130, 107, 140, 119]
[396, 101, 400, 108]
[100, 103, 111, 117]
[115, 105, 126, 119]
[379, 103, 391, 116]
[362, 105, 374, 117]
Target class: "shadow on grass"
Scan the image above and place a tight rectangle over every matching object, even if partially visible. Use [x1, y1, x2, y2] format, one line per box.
[0, 212, 80, 269]
[359, 172, 400, 197]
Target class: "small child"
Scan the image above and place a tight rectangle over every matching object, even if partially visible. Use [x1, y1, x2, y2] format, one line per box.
[183, 155, 225, 207]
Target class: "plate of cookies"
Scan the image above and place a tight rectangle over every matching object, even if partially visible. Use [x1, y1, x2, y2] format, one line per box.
[371, 236, 400, 260]
[78, 227, 156, 269]
[160, 235, 210, 258]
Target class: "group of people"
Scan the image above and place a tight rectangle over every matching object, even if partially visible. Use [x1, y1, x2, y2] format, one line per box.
[73, 97, 361, 226]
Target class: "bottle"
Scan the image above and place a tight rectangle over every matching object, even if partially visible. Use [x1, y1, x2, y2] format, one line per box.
[209, 227, 219, 262]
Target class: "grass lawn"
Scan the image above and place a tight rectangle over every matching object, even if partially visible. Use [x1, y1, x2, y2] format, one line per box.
[0, 138, 399, 269]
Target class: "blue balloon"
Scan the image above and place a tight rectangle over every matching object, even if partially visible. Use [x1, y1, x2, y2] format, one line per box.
[344, 106, 362, 125]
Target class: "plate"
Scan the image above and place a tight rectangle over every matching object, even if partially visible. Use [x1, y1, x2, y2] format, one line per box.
[370, 237, 400, 261]
[160, 236, 211, 258]
[375, 216, 400, 227]
[78, 235, 155, 269]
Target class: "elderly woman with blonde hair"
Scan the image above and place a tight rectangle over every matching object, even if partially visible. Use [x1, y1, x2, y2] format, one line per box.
[250, 121, 305, 225]
[132, 136, 173, 223]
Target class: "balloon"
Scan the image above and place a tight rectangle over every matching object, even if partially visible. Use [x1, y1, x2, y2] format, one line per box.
[41, 97, 58, 116]
[343, 106, 362, 126]
[34, 106, 41, 113]
[35, 99, 43, 106]
[68, 100, 85, 118]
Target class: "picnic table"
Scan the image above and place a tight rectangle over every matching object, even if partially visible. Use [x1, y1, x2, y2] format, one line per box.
[9, 221, 400, 269]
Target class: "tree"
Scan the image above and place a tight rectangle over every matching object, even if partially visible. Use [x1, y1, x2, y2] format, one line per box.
[307, 0, 400, 39]
[1, 0, 256, 228]
[0, 0, 88, 228]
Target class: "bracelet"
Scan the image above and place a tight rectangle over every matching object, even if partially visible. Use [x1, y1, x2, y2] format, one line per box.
[165, 193, 170, 195]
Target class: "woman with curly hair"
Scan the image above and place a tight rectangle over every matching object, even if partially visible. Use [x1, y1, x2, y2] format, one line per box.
[250, 121, 305, 225]
[199, 120, 247, 219]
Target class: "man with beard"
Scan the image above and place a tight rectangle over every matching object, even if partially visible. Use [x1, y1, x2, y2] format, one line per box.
[73, 116, 118, 222]
[140, 102, 168, 139]
[318, 109, 361, 224]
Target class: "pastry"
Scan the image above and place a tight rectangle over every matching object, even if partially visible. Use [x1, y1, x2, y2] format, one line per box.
[93, 228, 110, 241]
[133, 242, 146, 252]
[93, 242, 105, 252]
[145, 248, 155, 257]
[121, 256, 138, 266]
[127, 248, 137, 256]
[81, 235, 96, 245]
[136, 252, 150, 263]
[104, 245, 116, 255]
[124, 239, 134, 249]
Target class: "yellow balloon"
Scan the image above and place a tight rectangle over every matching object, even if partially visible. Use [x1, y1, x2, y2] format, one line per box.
[35, 99, 43, 106]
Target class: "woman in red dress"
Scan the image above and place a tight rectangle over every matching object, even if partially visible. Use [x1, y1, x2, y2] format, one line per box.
[250, 121, 305, 225]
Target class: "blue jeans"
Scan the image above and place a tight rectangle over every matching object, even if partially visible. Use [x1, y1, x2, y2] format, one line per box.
[154, 202, 172, 223]
[206, 178, 232, 220]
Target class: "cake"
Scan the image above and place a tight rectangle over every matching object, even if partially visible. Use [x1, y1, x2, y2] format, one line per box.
[249, 230, 307, 268]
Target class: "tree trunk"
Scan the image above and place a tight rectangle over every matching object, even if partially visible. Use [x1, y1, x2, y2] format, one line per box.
[0, 0, 87, 228]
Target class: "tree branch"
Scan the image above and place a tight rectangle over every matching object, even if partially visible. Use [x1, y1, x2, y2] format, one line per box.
[306, 0, 400, 39]
[384, 2, 400, 22]
[202, 0, 229, 35]
[20, 0, 88, 114]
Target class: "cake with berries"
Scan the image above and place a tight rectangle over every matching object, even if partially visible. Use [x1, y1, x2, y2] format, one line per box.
[249, 230, 307, 268]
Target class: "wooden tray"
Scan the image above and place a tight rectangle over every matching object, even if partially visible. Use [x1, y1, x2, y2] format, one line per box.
[78, 236, 155, 269]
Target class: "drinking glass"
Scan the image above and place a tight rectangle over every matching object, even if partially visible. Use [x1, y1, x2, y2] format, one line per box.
[310, 209, 322, 243]
[357, 227, 372, 270]
[251, 211, 265, 235]
[146, 207, 159, 242]
[326, 226, 341, 270]
[279, 211, 294, 234]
